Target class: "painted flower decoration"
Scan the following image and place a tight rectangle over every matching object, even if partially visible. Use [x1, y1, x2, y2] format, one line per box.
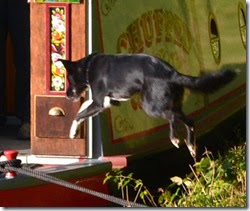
[52, 19, 65, 33]
[52, 75, 65, 91]
[51, 53, 65, 77]
[50, 7, 67, 92]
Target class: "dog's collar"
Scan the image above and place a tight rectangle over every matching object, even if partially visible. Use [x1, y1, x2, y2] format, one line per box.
[84, 52, 98, 85]
[85, 68, 90, 84]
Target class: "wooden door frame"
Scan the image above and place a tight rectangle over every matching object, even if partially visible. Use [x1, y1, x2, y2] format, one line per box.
[30, 1, 87, 156]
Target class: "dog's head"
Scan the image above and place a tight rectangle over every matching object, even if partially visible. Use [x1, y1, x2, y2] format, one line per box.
[60, 59, 89, 102]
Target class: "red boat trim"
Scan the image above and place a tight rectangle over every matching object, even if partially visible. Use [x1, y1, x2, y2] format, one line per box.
[1, 174, 110, 207]
[100, 155, 130, 168]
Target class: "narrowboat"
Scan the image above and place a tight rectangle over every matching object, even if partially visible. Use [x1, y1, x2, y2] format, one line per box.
[0, 0, 246, 207]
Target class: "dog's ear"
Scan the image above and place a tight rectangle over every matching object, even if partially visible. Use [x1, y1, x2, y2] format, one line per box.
[60, 59, 76, 73]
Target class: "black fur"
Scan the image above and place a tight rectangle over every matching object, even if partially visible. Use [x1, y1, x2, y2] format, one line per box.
[60, 53, 237, 158]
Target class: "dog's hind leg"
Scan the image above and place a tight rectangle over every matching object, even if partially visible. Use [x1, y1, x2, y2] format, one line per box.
[169, 114, 180, 148]
[183, 125, 196, 158]
[174, 111, 197, 158]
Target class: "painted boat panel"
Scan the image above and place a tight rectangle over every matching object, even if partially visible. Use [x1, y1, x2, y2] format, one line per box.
[92, 0, 246, 156]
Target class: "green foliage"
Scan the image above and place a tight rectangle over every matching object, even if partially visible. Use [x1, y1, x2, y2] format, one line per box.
[104, 143, 246, 207]
[104, 168, 157, 206]
[160, 143, 246, 207]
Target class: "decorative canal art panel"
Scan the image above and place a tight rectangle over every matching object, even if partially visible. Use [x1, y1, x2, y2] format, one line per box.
[95, 0, 205, 152]
[46, 4, 70, 93]
[94, 0, 246, 156]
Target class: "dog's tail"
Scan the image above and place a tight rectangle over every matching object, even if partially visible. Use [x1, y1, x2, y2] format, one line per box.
[173, 69, 239, 93]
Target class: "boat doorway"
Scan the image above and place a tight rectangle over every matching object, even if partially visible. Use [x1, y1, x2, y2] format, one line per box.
[1, 2, 88, 158]
[0, 33, 29, 153]
[5, 34, 16, 117]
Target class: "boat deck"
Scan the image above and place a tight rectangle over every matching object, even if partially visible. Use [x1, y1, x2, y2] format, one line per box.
[0, 129, 85, 165]
[0, 117, 93, 165]
[0, 136, 30, 155]
[0, 122, 30, 155]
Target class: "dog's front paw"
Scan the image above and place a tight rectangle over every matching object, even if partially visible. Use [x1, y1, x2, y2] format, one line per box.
[69, 120, 78, 139]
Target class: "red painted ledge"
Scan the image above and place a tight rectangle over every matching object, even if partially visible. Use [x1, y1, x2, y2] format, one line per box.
[100, 155, 131, 168]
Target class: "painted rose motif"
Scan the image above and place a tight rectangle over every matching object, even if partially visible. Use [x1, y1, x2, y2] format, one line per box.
[52, 76, 65, 91]
[50, 7, 67, 92]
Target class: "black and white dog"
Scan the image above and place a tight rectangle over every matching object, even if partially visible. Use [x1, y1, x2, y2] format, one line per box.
[60, 52, 237, 158]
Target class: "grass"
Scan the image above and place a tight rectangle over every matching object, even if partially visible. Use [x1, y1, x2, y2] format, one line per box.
[104, 142, 246, 207]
